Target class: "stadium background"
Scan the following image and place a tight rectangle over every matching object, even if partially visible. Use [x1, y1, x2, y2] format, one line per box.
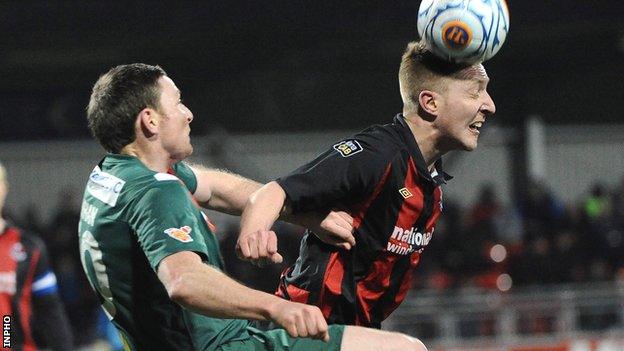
[0, 1, 623, 350]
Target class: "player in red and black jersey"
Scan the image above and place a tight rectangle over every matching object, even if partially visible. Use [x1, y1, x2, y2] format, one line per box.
[237, 41, 496, 328]
[0, 162, 73, 351]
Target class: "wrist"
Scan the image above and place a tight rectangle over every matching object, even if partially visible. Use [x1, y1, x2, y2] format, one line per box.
[262, 295, 286, 321]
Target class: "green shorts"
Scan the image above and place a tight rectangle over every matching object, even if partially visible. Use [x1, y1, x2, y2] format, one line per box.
[217, 325, 345, 351]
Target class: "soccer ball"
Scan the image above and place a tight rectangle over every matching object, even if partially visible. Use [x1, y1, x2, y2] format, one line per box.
[417, 0, 510, 64]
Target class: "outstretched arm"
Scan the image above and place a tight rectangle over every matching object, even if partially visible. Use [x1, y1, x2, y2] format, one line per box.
[237, 181, 355, 265]
[188, 166, 354, 264]
[237, 181, 287, 264]
[189, 166, 353, 242]
[158, 251, 329, 341]
[189, 165, 262, 215]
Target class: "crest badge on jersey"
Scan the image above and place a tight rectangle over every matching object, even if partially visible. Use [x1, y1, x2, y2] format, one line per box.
[399, 187, 413, 199]
[11, 243, 27, 262]
[333, 139, 363, 157]
[164, 226, 193, 243]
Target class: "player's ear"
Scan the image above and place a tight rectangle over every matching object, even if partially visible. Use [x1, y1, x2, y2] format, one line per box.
[137, 108, 159, 136]
[418, 90, 439, 116]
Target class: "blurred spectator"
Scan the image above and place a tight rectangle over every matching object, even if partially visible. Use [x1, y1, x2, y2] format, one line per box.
[0, 161, 73, 350]
[584, 183, 611, 220]
[517, 179, 565, 243]
[463, 183, 504, 276]
[47, 190, 100, 346]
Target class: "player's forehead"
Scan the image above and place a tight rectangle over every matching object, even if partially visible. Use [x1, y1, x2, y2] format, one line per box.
[455, 63, 490, 84]
[158, 76, 180, 97]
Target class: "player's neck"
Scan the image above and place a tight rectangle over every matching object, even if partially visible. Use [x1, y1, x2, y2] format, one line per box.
[120, 142, 172, 173]
[404, 116, 443, 169]
[0, 218, 6, 235]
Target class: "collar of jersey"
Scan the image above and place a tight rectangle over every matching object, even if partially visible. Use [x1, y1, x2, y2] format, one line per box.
[394, 114, 452, 185]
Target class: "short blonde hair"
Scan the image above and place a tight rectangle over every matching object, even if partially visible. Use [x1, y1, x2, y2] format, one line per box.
[398, 41, 472, 114]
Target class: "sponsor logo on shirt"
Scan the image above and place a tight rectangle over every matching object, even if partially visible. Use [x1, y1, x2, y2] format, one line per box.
[398, 187, 413, 199]
[164, 226, 193, 243]
[386, 226, 433, 256]
[333, 139, 363, 157]
[87, 166, 125, 207]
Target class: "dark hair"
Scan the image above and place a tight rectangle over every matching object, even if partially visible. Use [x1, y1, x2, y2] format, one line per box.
[87, 63, 167, 153]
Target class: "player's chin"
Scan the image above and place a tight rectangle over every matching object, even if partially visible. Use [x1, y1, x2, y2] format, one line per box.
[461, 138, 478, 151]
[173, 146, 194, 161]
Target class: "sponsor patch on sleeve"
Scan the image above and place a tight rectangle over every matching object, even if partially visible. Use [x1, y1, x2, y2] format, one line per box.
[164, 226, 194, 243]
[87, 166, 126, 207]
[333, 139, 363, 157]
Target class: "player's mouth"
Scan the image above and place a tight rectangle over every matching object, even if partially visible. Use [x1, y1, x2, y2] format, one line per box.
[469, 121, 483, 134]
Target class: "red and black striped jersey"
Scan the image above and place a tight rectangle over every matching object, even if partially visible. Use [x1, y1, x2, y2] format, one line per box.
[0, 224, 61, 350]
[275, 114, 451, 328]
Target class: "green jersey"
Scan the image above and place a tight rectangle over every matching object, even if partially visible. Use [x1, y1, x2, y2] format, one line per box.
[78, 154, 252, 351]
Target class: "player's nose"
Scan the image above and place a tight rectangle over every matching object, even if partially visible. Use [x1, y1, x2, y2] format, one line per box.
[185, 106, 194, 123]
[482, 90, 496, 115]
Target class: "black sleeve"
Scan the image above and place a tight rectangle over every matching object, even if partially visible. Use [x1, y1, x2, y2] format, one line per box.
[28, 236, 74, 350]
[32, 293, 74, 351]
[276, 132, 395, 213]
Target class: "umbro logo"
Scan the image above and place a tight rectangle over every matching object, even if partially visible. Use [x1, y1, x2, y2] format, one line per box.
[399, 187, 412, 199]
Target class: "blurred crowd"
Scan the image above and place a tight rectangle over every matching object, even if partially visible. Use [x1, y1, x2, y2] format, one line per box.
[417, 177, 624, 291]
[4, 176, 624, 348]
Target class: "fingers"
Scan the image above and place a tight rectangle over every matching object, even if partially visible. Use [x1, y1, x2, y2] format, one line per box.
[235, 238, 250, 259]
[320, 210, 356, 247]
[334, 210, 354, 228]
[309, 308, 329, 341]
[335, 210, 354, 224]
[277, 303, 329, 341]
[267, 232, 278, 255]
[319, 218, 356, 249]
[270, 252, 283, 264]
[236, 230, 282, 265]
[256, 231, 268, 259]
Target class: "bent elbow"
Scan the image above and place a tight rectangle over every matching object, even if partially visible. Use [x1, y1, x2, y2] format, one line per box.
[166, 274, 194, 306]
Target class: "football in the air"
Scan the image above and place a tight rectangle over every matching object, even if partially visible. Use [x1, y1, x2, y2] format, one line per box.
[417, 0, 510, 64]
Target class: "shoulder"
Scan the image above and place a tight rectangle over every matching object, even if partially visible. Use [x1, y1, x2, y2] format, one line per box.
[94, 159, 186, 193]
[332, 124, 403, 164]
[7, 227, 46, 254]
[359, 122, 404, 150]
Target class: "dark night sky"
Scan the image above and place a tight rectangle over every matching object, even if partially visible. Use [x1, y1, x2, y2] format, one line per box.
[0, 1, 622, 139]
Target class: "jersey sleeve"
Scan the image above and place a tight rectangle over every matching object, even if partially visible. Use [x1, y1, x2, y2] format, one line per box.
[129, 181, 209, 271]
[31, 239, 60, 298]
[171, 161, 198, 194]
[276, 134, 392, 214]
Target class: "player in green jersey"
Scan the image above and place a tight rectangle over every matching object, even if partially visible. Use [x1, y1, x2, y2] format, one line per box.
[79, 63, 427, 351]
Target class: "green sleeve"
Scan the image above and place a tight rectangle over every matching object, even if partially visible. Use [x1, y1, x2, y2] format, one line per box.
[172, 162, 198, 194]
[129, 181, 208, 271]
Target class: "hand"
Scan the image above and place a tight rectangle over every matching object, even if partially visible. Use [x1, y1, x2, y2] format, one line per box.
[313, 210, 356, 250]
[236, 229, 283, 266]
[268, 299, 329, 342]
